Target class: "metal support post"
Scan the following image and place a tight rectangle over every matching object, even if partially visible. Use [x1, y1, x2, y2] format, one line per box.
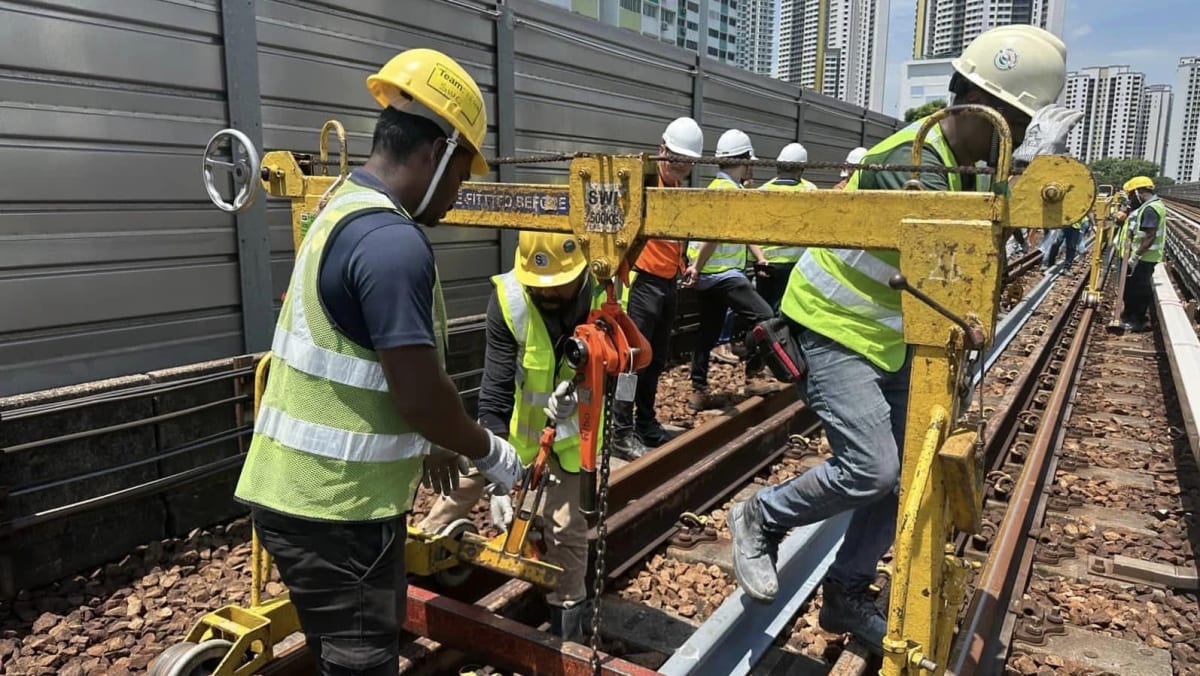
[496, 2, 519, 270]
[690, 54, 704, 188]
[219, 0, 273, 352]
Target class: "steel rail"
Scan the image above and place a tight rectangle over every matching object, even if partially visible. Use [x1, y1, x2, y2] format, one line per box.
[948, 283, 1097, 674]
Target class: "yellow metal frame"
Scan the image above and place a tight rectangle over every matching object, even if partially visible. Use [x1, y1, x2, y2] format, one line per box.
[221, 106, 1093, 675]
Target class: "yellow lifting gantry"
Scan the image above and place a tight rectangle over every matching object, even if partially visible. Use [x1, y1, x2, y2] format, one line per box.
[181, 105, 1093, 676]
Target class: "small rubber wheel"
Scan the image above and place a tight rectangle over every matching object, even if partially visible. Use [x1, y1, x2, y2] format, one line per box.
[433, 518, 478, 587]
[164, 638, 236, 676]
[148, 642, 196, 676]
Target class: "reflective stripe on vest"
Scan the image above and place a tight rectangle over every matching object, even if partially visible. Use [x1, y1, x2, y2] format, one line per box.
[493, 271, 606, 471]
[1132, 198, 1167, 263]
[235, 178, 448, 521]
[686, 176, 747, 273]
[760, 178, 817, 263]
[781, 117, 962, 372]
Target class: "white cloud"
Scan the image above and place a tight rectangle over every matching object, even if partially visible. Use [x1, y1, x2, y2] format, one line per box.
[1069, 23, 1092, 39]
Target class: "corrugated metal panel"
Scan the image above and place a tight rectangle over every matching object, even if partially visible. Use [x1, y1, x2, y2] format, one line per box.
[4, 0, 897, 397]
[0, 0, 235, 396]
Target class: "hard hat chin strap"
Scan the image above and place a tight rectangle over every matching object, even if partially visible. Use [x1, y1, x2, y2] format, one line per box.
[413, 129, 460, 219]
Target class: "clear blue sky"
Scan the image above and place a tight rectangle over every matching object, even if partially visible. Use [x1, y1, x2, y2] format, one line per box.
[880, 0, 1200, 117]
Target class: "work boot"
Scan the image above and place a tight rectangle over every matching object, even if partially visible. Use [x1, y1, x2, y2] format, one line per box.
[611, 431, 647, 461]
[638, 422, 680, 447]
[548, 602, 586, 642]
[729, 496, 781, 603]
[687, 390, 721, 412]
[710, 344, 739, 364]
[818, 577, 887, 656]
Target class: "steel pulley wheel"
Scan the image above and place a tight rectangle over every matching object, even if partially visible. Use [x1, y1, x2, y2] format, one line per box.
[203, 128, 261, 213]
[433, 518, 478, 587]
[148, 638, 235, 676]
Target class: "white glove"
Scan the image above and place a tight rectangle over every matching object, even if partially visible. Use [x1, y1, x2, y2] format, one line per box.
[1127, 253, 1140, 274]
[1012, 104, 1084, 164]
[544, 381, 578, 422]
[472, 429, 523, 493]
[488, 486, 514, 531]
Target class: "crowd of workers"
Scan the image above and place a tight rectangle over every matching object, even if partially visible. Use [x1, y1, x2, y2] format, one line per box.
[225, 20, 1168, 676]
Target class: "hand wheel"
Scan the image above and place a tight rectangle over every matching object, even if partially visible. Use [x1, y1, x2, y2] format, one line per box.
[202, 128, 261, 213]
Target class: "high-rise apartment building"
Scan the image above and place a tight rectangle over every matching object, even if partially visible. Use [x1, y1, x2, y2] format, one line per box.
[1064, 66, 1145, 163]
[777, 0, 890, 111]
[1166, 57, 1200, 183]
[900, 0, 1063, 118]
[913, 0, 1065, 59]
[1141, 85, 1172, 170]
[538, 0, 740, 67]
[736, 0, 774, 76]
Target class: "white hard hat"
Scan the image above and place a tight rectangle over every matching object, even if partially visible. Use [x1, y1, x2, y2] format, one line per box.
[716, 129, 756, 159]
[951, 24, 1067, 118]
[776, 143, 808, 164]
[662, 117, 704, 158]
[841, 147, 868, 178]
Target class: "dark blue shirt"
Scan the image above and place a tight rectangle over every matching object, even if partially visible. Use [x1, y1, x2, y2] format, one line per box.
[317, 168, 437, 350]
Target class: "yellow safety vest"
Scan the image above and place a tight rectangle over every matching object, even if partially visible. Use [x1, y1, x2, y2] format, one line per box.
[235, 178, 447, 521]
[781, 117, 962, 372]
[760, 178, 817, 263]
[687, 176, 748, 273]
[1130, 198, 1167, 263]
[492, 272, 607, 471]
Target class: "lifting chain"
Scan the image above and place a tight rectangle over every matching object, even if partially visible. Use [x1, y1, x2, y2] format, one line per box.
[484, 151, 1004, 176]
[589, 375, 617, 674]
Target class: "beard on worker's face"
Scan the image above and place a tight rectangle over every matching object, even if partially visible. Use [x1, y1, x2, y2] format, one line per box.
[530, 296, 565, 313]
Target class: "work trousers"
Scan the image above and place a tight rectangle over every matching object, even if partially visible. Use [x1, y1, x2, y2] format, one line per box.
[614, 271, 678, 436]
[690, 274, 774, 391]
[417, 454, 587, 606]
[1122, 260, 1157, 325]
[252, 507, 406, 676]
[754, 262, 797, 313]
[753, 326, 912, 590]
[1043, 228, 1081, 269]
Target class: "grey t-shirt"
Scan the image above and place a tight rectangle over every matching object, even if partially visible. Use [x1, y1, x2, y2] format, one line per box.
[317, 168, 437, 350]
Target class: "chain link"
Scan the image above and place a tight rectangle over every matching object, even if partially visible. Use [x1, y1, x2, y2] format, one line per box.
[486, 151, 1002, 176]
[589, 375, 617, 674]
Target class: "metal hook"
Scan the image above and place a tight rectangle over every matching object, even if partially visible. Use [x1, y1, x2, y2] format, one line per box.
[910, 104, 1013, 190]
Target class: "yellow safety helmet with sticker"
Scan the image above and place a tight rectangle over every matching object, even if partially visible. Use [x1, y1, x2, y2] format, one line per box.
[1123, 176, 1155, 193]
[367, 48, 489, 177]
[515, 232, 587, 288]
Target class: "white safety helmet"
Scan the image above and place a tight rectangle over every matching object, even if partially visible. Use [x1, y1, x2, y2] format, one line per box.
[951, 24, 1068, 118]
[716, 129, 756, 159]
[776, 143, 808, 164]
[662, 117, 704, 158]
[840, 147, 868, 178]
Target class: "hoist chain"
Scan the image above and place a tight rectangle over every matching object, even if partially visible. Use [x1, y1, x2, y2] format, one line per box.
[589, 376, 617, 674]
[485, 151, 1003, 176]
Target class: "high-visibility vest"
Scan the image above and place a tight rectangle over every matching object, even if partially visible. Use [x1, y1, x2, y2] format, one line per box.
[760, 178, 818, 263]
[781, 117, 962, 372]
[235, 178, 447, 521]
[493, 272, 606, 471]
[687, 176, 748, 273]
[1130, 197, 1168, 263]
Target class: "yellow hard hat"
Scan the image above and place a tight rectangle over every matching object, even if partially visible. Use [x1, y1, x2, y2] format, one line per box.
[366, 49, 489, 176]
[514, 232, 587, 288]
[1123, 176, 1154, 193]
[951, 25, 1067, 117]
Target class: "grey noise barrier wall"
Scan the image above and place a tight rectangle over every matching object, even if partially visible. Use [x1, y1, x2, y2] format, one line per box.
[0, 0, 899, 594]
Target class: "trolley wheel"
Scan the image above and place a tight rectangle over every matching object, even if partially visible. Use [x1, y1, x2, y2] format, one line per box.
[433, 518, 478, 587]
[149, 638, 236, 676]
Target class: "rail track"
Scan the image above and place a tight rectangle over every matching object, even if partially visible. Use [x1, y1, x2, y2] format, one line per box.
[6, 236, 1200, 676]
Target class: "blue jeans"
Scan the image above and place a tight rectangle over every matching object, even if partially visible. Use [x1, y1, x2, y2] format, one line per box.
[1043, 228, 1081, 268]
[754, 328, 911, 589]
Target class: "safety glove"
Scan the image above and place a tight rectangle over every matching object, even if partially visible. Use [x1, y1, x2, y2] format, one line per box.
[1012, 104, 1084, 164]
[544, 381, 578, 422]
[473, 429, 523, 493]
[488, 484, 514, 531]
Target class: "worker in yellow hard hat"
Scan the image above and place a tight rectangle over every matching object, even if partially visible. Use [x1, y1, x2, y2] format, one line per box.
[419, 231, 607, 641]
[235, 49, 523, 676]
[729, 24, 1082, 654]
[1119, 176, 1167, 331]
